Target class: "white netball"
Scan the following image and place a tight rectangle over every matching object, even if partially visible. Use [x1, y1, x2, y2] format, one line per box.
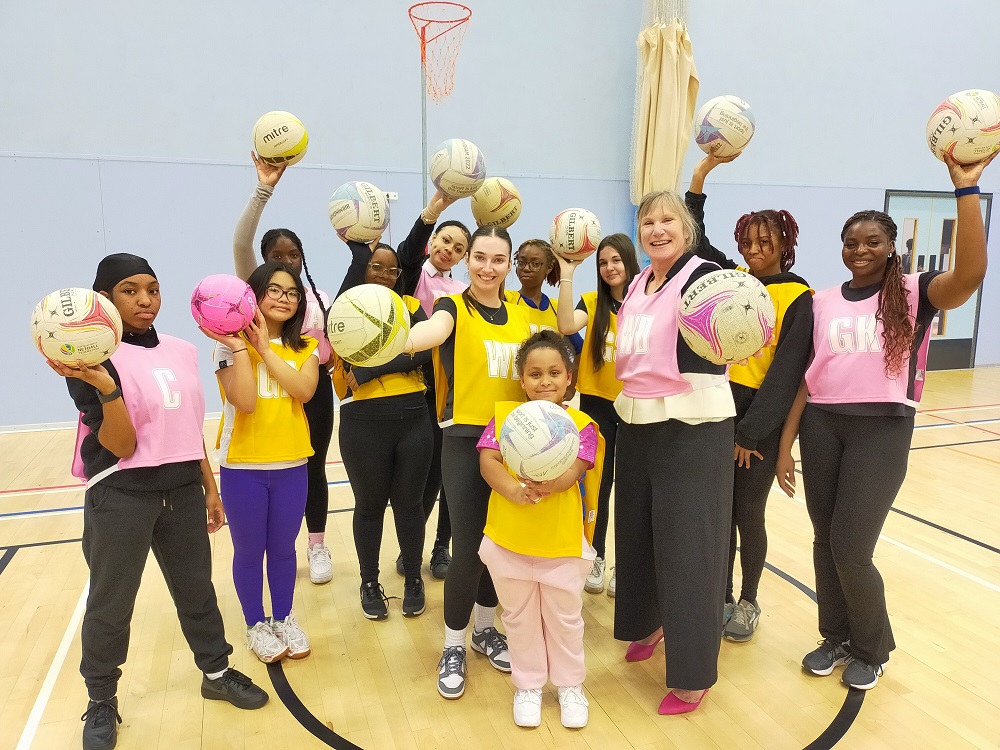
[429, 138, 487, 197]
[925, 89, 1000, 164]
[252, 111, 309, 166]
[328, 181, 391, 243]
[550, 208, 602, 261]
[499, 400, 581, 482]
[30, 288, 124, 366]
[694, 95, 756, 158]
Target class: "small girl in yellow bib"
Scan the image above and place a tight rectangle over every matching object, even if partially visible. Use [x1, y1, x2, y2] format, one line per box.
[477, 330, 604, 730]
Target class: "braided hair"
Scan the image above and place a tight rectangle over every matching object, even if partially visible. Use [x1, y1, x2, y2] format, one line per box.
[840, 210, 912, 377]
[733, 210, 800, 273]
[515, 239, 560, 287]
[260, 228, 326, 317]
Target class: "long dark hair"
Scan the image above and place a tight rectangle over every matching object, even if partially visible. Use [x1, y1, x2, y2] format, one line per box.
[840, 210, 911, 377]
[260, 228, 326, 317]
[589, 233, 640, 372]
[461, 225, 512, 315]
[246, 261, 308, 351]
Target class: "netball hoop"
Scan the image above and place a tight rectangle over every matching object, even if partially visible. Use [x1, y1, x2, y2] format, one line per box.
[408, 2, 472, 202]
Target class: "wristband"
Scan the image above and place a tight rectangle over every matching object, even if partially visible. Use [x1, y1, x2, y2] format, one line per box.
[231, 347, 248, 354]
[955, 186, 981, 198]
[97, 386, 122, 404]
[559, 278, 573, 284]
[421, 207, 442, 224]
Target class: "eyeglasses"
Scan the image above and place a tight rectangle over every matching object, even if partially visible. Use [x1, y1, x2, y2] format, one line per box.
[265, 285, 301, 303]
[368, 262, 401, 279]
[515, 259, 544, 272]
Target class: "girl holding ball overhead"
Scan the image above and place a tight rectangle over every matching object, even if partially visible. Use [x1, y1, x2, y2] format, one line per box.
[777, 152, 995, 690]
[478, 330, 604, 729]
[203, 261, 319, 665]
[685, 148, 814, 643]
[613, 191, 742, 716]
[555, 233, 642, 596]
[403, 225, 531, 700]
[233, 154, 335, 586]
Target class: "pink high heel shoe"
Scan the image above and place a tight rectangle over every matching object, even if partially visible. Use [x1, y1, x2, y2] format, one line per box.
[658, 689, 709, 715]
[625, 632, 664, 662]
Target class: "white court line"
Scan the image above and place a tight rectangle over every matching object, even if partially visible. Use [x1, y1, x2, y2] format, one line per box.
[1, 487, 83, 500]
[772, 487, 1000, 594]
[16, 582, 90, 750]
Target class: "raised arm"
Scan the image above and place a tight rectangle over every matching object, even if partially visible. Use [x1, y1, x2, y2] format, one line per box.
[687, 150, 741, 270]
[927, 151, 996, 311]
[233, 153, 286, 280]
[554, 256, 589, 334]
[337, 240, 375, 297]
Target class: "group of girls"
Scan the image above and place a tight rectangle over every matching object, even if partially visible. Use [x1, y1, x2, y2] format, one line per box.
[49, 143, 994, 746]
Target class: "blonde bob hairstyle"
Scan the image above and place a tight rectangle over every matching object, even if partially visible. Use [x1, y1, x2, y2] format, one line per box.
[636, 190, 700, 254]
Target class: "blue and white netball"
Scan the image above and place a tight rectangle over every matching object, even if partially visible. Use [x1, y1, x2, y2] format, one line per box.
[328, 181, 390, 243]
[695, 95, 756, 157]
[429, 138, 486, 197]
[499, 401, 580, 482]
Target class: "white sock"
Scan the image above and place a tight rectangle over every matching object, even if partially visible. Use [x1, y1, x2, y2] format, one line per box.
[205, 668, 227, 681]
[444, 626, 467, 649]
[473, 605, 496, 633]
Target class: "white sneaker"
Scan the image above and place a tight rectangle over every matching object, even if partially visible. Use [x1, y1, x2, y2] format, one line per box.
[558, 685, 589, 728]
[513, 688, 542, 727]
[246, 621, 288, 663]
[308, 544, 333, 584]
[272, 612, 311, 658]
[607, 566, 616, 598]
[584, 557, 606, 594]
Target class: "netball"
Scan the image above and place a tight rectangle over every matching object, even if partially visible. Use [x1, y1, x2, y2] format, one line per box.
[190, 274, 258, 335]
[328, 181, 391, 243]
[471, 177, 522, 228]
[499, 400, 581, 482]
[252, 111, 309, 166]
[695, 95, 756, 157]
[429, 138, 487, 197]
[550, 208, 602, 261]
[925, 89, 1000, 164]
[678, 269, 776, 365]
[30, 287, 124, 366]
[326, 284, 410, 367]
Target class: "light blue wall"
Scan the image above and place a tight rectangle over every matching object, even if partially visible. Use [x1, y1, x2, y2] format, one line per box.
[3, 0, 999, 427]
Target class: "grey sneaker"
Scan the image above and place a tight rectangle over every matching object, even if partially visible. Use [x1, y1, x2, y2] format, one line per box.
[802, 639, 852, 676]
[584, 557, 606, 594]
[841, 658, 884, 690]
[723, 599, 761, 642]
[723, 601, 735, 629]
[437, 646, 467, 699]
[470, 626, 511, 672]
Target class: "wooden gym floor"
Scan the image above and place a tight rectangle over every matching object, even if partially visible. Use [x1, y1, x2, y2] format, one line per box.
[0, 368, 998, 749]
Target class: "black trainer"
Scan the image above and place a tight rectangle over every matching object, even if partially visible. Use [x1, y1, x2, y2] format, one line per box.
[395, 553, 405, 577]
[361, 580, 390, 620]
[430, 545, 451, 580]
[81, 697, 121, 750]
[201, 668, 269, 709]
[402, 577, 426, 617]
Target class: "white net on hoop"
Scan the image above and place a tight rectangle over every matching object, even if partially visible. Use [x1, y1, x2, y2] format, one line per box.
[409, 2, 472, 102]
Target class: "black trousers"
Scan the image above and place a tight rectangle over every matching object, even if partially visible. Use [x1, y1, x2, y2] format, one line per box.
[81, 481, 232, 701]
[339, 409, 432, 582]
[421, 385, 451, 549]
[579, 394, 620, 559]
[614, 418, 734, 690]
[441, 432, 499, 630]
[727, 387, 782, 604]
[799, 405, 910, 666]
[303, 374, 335, 534]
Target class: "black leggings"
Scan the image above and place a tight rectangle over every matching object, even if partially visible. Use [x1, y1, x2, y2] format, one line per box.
[339, 408, 433, 582]
[441, 432, 498, 630]
[422, 385, 451, 549]
[726, 389, 781, 605]
[799, 405, 911, 666]
[303, 374, 334, 534]
[579, 394, 620, 559]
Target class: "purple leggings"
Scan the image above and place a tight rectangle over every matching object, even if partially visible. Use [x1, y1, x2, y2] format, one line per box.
[220, 464, 308, 626]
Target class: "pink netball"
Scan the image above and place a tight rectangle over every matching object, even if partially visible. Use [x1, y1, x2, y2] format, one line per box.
[678, 270, 776, 365]
[191, 274, 258, 335]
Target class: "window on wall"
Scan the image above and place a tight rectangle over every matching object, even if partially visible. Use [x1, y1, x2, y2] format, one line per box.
[885, 190, 992, 369]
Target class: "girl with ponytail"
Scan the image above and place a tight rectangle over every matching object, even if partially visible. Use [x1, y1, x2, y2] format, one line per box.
[777, 152, 995, 691]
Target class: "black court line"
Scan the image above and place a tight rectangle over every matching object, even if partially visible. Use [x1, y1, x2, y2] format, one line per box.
[0, 548, 16, 576]
[267, 661, 363, 750]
